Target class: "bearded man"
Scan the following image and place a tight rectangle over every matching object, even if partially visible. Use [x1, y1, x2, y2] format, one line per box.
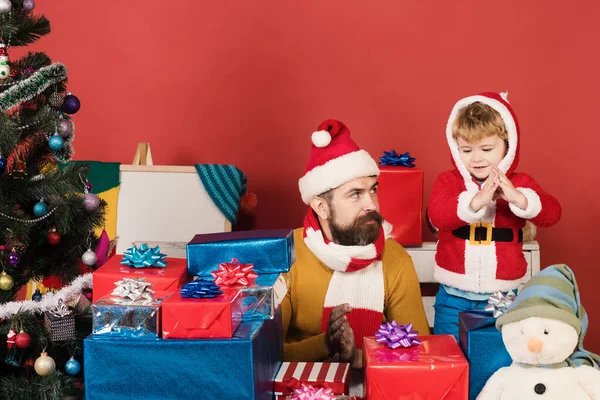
[282, 119, 429, 376]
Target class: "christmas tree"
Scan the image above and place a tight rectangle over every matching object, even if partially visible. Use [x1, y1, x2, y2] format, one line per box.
[0, 1, 106, 398]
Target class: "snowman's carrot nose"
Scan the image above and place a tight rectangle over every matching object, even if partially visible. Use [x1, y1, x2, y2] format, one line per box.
[527, 338, 543, 353]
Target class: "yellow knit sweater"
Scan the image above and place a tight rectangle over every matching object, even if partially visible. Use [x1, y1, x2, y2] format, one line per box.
[282, 228, 430, 362]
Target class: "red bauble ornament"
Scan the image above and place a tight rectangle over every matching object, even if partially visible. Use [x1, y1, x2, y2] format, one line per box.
[47, 231, 61, 245]
[15, 331, 31, 349]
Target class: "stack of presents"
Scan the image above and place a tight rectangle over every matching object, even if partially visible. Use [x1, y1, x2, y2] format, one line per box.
[81, 160, 514, 399]
[85, 229, 294, 399]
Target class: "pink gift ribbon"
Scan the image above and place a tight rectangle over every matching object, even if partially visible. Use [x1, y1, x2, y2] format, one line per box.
[289, 384, 337, 400]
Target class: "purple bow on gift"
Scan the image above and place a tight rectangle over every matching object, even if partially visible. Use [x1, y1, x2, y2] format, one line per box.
[289, 384, 336, 400]
[375, 321, 421, 349]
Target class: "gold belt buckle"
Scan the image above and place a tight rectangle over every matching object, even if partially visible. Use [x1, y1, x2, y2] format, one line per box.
[469, 222, 493, 245]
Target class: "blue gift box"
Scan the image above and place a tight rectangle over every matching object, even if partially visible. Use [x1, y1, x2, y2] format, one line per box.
[458, 311, 512, 400]
[186, 229, 295, 277]
[84, 310, 283, 400]
[241, 273, 288, 321]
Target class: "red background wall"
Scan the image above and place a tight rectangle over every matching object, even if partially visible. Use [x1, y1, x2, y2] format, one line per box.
[23, 1, 600, 350]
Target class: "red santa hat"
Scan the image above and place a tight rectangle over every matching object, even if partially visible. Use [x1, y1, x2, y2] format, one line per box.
[298, 119, 380, 204]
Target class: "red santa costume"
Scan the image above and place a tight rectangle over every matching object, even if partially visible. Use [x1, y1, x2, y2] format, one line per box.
[428, 92, 561, 294]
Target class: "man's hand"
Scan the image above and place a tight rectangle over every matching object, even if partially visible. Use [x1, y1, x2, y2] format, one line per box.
[325, 304, 352, 357]
[338, 321, 362, 369]
[470, 169, 499, 212]
[493, 166, 528, 210]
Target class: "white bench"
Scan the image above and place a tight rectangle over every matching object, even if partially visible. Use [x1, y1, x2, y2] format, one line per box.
[133, 240, 541, 329]
[406, 241, 541, 328]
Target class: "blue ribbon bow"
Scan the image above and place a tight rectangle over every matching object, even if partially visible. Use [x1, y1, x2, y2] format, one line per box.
[180, 279, 224, 299]
[120, 243, 168, 268]
[379, 150, 416, 168]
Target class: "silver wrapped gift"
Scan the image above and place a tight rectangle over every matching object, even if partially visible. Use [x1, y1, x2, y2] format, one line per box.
[92, 278, 171, 338]
[44, 299, 76, 342]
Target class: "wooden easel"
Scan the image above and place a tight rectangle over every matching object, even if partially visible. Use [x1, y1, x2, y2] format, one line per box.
[131, 142, 154, 166]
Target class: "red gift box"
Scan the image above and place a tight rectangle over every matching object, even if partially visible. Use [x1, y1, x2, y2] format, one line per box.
[364, 335, 468, 400]
[377, 166, 423, 246]
[161, 287, 243, 339]
[274, 362, 349, 399]
[92, 256, 188, 302]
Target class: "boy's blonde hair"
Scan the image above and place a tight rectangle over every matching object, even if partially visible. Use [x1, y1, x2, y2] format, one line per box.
[452, 102, 508, 143]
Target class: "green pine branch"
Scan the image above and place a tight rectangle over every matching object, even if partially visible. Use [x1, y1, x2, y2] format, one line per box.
[0, 112, 17, 155]
[0, 11, 51, 48]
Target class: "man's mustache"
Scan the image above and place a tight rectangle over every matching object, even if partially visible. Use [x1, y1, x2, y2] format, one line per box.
[356, 211, 383, 225]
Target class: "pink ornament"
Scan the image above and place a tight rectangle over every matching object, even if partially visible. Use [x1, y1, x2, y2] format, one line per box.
[82, 193, 100, 212]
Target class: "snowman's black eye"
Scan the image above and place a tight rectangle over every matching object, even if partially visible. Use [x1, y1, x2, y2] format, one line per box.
[544, 330, 549, 335]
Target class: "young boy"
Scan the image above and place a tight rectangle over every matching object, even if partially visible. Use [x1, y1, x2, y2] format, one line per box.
[428, 92, 561, 339]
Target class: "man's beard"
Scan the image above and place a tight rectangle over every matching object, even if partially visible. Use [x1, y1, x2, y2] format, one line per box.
[328, 209, 384, 246]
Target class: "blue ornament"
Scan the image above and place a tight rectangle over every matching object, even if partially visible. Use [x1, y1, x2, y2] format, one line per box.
[65, 357, 81, 375]
[48, 135, 64, 151]
[0, 154, 6, 172]
[33, 201, 48, 217]
[32, 289, 43, 302]
[61, 93, 80, 114]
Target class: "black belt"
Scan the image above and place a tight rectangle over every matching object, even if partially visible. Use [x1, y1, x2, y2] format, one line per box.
[452, 223, 523, 245]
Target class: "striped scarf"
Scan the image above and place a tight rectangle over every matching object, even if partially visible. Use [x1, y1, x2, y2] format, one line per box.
[303, 209, 391, 349]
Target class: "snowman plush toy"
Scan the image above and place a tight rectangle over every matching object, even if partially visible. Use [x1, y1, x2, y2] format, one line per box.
[478, 264, 600, 399]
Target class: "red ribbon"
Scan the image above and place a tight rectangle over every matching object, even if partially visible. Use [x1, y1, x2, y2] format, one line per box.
[211, 258, 258, 286]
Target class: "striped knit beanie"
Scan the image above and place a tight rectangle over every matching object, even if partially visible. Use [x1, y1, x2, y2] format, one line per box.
[195, 164, 247, 225]
[496, 264, 600, 368]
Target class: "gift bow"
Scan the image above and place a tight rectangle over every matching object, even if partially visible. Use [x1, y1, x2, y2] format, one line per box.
[485, 290, 516, 318]
[120, 243, 168, 268]
[289, 384, 336, 400]
[211, 258, 258, 286]
[375, 321, 421, 349]
[379, 150, 416, 168]
[49, 299, 73, 318]
[180, 279, 223, 299]
[286, 378, 331, 393]
[111, 278, 155, 302]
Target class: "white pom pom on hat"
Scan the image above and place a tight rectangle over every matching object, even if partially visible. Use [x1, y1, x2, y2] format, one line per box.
[311, 130, 331, 148]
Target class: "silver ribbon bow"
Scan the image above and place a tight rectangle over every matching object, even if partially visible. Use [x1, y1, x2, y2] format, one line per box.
[111, 278, 155, 302]
[485, 290, 516, 318]
[49, 299, 73, 318]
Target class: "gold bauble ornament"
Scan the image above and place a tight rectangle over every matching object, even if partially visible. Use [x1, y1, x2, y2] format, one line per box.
[0, 271, 14, 290]
[34, 352, 56, 376]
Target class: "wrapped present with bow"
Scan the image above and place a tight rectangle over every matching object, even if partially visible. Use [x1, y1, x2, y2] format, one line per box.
[162, 278, 244, 339]
[273, 362, 349, 400]
[364, 324, 468, 400]
[186, 229, 295, 277]
[44, 299, 76, 342]
[92, 244, 188, 303]
[92, 278, 171, 338]
[211, 258, 289, 321]
[458, 291, 515, 400]
[377, 150, 423, 245]
[84, 309, 283, 400]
